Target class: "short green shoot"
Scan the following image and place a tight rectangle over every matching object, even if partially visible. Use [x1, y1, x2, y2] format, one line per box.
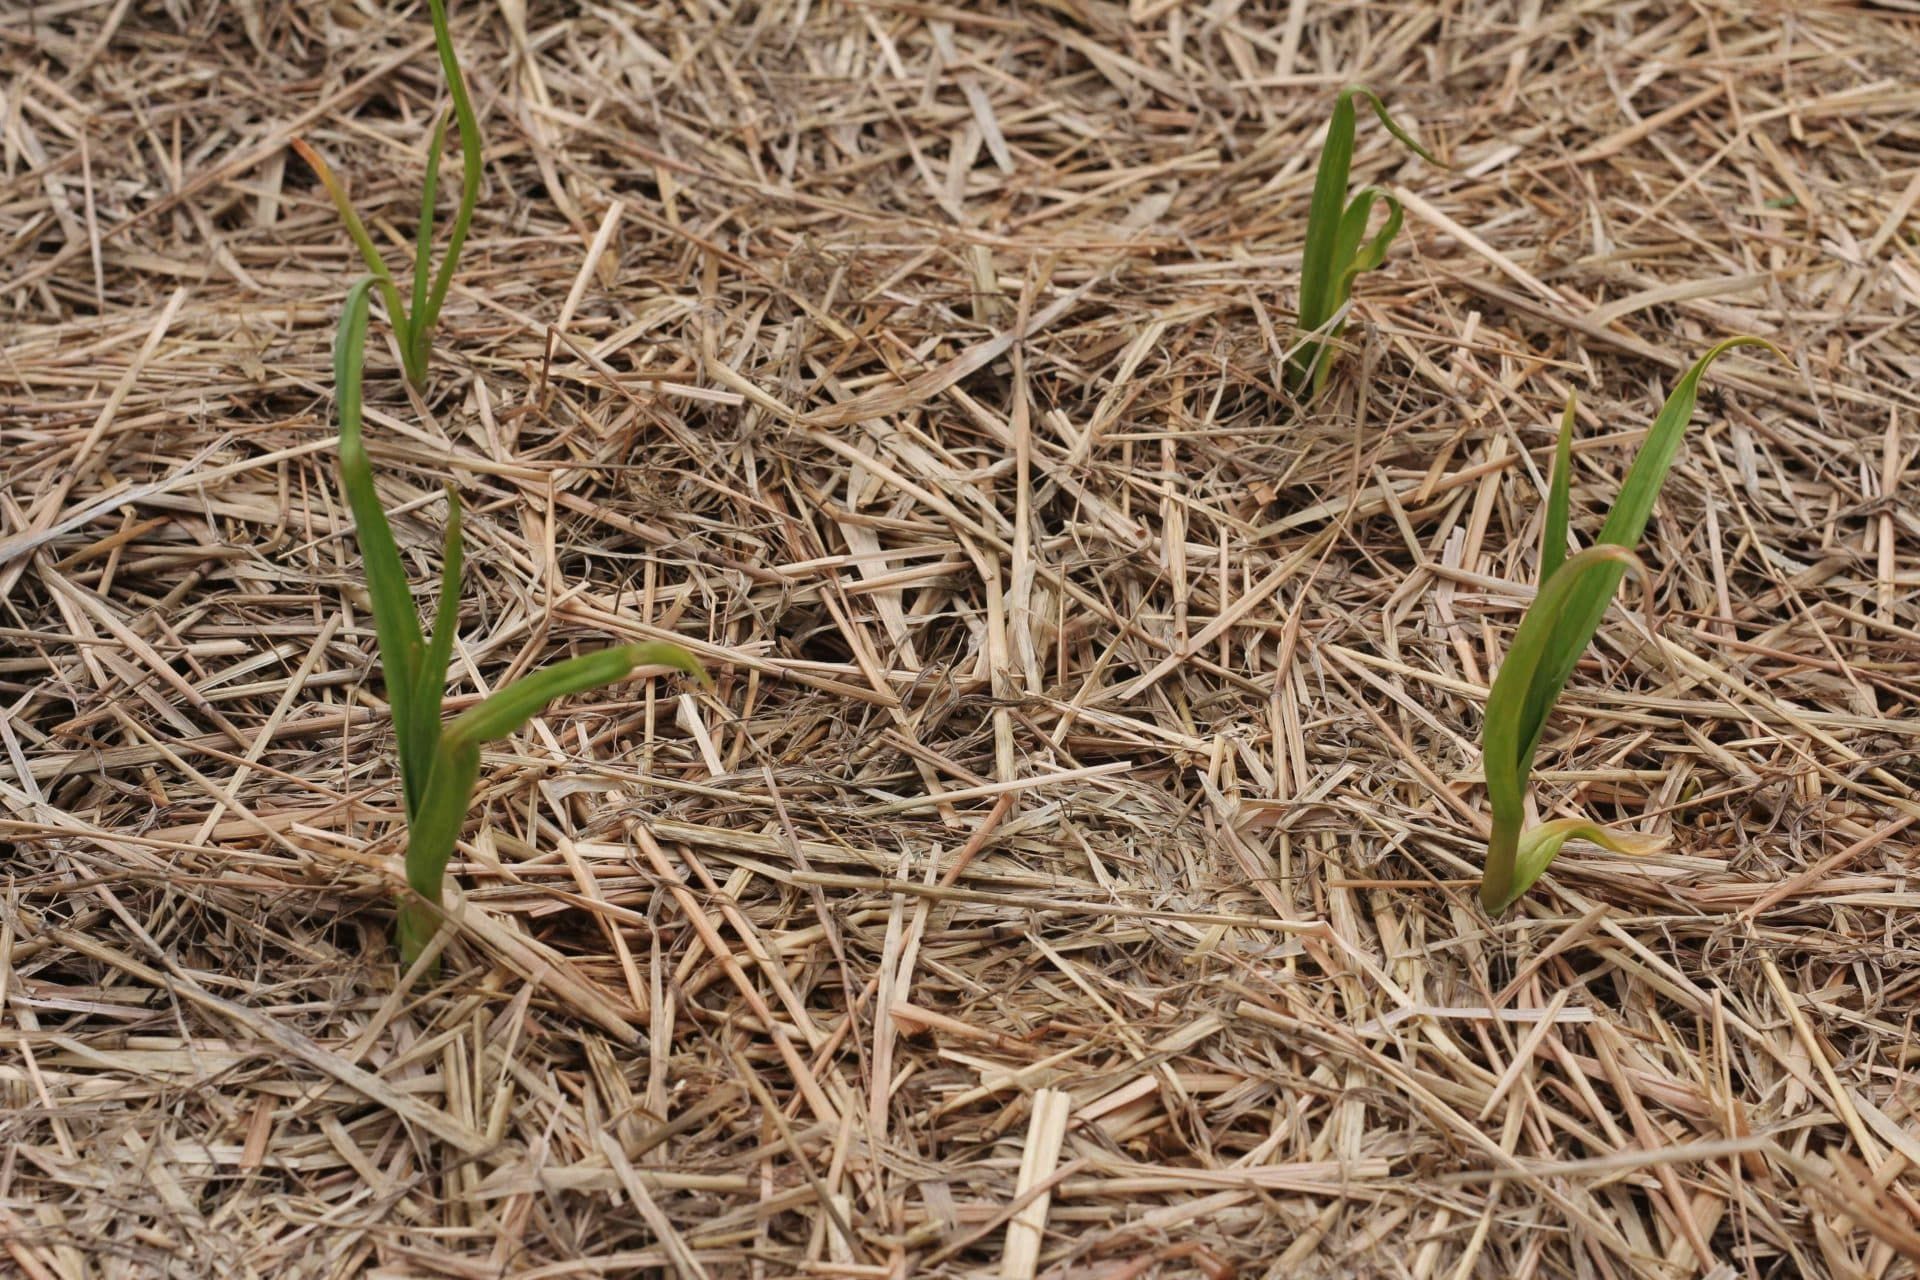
[295, 0, 481, 389]
[1479, 337, 1779, 914]
[1287, 87, 1438, 398]
[333, 279, 706, 970]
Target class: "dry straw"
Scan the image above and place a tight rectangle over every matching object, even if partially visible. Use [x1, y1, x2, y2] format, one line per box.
[8, 3, 1916, 1275]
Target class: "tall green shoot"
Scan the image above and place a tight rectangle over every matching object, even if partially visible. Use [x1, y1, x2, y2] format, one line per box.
[333, 280, 706, 969]
[296, 0, 482, 389]
[1288, 88, 1438, 397]
[1479, 338, 1779, 914]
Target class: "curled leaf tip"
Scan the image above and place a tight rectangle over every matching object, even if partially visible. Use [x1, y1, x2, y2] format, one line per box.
[1339, 85, 1445, 168]
[1702, 334, 1785, 364]
[629, 641, 712, 689]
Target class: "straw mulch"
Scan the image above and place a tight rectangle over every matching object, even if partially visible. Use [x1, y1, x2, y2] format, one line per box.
[5, 1, 1919, 1276]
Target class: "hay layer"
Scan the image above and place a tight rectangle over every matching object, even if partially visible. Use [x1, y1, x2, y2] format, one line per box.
[4, 2, 1919, 1276]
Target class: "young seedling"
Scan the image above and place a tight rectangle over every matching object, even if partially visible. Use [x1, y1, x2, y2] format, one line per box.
[1479, 337, 1779, 915]
[333, 279, 706, 969]
[1287, 87, 1439, 398]
[294, 0, 482, 390]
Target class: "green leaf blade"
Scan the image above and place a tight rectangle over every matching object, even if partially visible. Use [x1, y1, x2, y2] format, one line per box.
[411, 110, 449, 341]
[1540, 395, 1576, 586]
[1596, 337, 1777, 551]
[293, 140, 410, 334]
[1483, 545, 1645, 821]
[1327, 190, 1378, 315]
[1289, 88, 1435, 395]
[1343, 189, 1404, 280]
[415, 0, 484, 373]
[1296, 89, 1357, 347]
[1504, 818, 1667, 909]
[1538, 337, 1778, 712]
[1480, 545, 1643, 912]
[396, 736, 482, 968]
[445, 642, 706, 749]
[404, 487, 463, 796]
[334, 279, 430, 816]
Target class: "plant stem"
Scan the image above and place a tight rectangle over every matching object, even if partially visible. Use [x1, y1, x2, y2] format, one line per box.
[1481, 818, 1518, 915]
[396, 899, 441, 970]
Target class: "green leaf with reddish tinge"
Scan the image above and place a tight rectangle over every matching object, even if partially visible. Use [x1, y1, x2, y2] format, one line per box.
[295, 0, 483, 390]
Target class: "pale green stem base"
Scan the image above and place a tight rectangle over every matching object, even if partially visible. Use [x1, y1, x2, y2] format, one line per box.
[396, 896, 443, 975]
[1480, 822, 1519, 916]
